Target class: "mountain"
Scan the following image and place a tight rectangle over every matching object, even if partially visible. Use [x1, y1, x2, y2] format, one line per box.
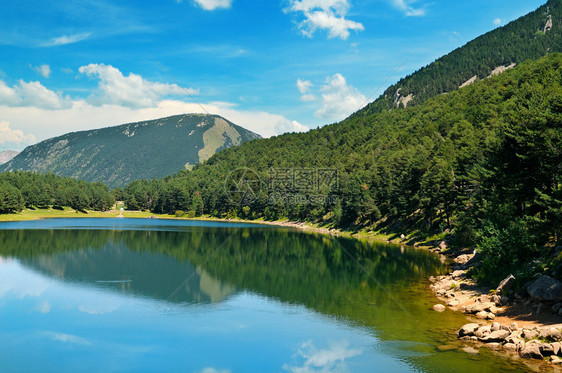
[357, 0, 561, 116]
[0, 150, 19, 165]
[0, 114, 261, 188]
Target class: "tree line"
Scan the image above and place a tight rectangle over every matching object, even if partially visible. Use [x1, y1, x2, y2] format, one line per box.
[0, 171, 114, 213]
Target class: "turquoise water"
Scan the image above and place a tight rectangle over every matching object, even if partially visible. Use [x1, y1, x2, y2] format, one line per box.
[0, 218, 532, 372]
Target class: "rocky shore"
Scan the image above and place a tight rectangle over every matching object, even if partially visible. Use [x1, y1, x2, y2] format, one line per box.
[428, 243, 562, 365]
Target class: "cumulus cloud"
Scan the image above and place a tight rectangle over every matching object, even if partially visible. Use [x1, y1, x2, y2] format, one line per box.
[192, 0, 232, 10]
[42, 32, 92, 47]
[283, 341, 363, 373]
[287, 0, 364, 40]
[0, 121, 36, 147]
[78, 63, 198, 109]
[493, 18, 502, 26]
[0, 80, 71, 110]
[33, 64, 51, 78]
[297, 79, 317, 101]
[391, 0, 425, 17]
[314, 73, 365, 120]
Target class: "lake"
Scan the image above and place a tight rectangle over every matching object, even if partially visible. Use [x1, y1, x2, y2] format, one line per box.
[0, 218, 533, 372]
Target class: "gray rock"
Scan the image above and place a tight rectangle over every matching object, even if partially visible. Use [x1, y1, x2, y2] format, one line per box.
[476, 311, 489, 319]
[551, 342, 562, 355]
[481, 329, 509, 342]
[496, 274, 515, 294]
[551, 356, 562, 364]
[458, 323, 480, 337]
[539, 327, 562, 341]
[519, 344, 543, 359]
[527, 275, 562, 301]
[475, 326, 491, 339]
[465, 302, 496, 314]
[433, 304, 446, 312]
[522, 329, 539, 340]
[540, 343, 556, 356]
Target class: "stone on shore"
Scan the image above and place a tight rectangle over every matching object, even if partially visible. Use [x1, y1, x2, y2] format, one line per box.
[527, 275, 562, 301]
[433, 304, 446, 312]
[519, 344, 543, 359]
[458, 323, 480, 337]
[481, 329, 509, 342]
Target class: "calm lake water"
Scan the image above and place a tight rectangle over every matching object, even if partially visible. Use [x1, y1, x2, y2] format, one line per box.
[0, 218, 533, 372]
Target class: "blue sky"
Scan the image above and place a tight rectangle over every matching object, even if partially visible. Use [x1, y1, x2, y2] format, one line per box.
[0, 0, 548, 151]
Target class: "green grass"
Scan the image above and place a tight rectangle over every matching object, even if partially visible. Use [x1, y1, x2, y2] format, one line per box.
[0, 208, 174, 221]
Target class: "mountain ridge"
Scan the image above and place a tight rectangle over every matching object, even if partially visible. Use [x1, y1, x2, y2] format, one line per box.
[0, 114, 261, 188]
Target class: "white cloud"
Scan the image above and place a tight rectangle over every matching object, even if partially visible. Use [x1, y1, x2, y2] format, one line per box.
[42, 32, 92, 47]
[33, 64, 51, 79]
[47, 332, 91, 346]
[193, 0, 232, 10]
[287, 0, 364, 40]
[198, 368, 231, 373]
[0, 120, 36, 149]
[78, 63, 198, 109]
[0, 79, 71, 110]
[283, 341, 363, 373]
[297, 79, 317, 102]
[493, 18, 502, 26]
[314, 73, 365, 120]
[391, 0, 425, 17]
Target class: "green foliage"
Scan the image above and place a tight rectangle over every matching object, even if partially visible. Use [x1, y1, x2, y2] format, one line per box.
[0, 171, 115, 213]
[475, 219, 539, 285]
[0, 183, 24, 213]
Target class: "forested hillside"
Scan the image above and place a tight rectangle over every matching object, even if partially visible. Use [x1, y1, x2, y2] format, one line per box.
[357, 0, 562, 115]
[0, 114, 260, 188]
[120, 54, 562, 285]
[0, 171, 114, 213]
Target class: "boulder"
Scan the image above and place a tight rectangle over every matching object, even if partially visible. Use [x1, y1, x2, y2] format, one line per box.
[503, 343, 518, 352]
[519, 344, 543, 359]
[522, 329, 539, 340]
[465, 302, 496, 314]
[481, 329, 509, 342]
[491, 322, 500, 332]
[551, 342, 562, 355]
[455, 254, 473, 265]
[447, 299, 460, 307]
[433, 304, 446, 312]
[458, 323, 480, 337]
[475, 325, 491, 339]
[540, 343, 556, 356]
[475, 311, 489, 319]
[496, 274, 515, 294]
[539, 327, 562, 341]
[551, 356, 562, 364]
[527, 275, 562, 301]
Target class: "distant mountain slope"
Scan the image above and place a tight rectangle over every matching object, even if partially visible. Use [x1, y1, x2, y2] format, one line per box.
[0, 114, 260, 188]
[0, 150, 19, 165]
[357, 0, 561, 116]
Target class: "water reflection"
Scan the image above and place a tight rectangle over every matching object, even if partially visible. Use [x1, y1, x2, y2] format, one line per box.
[0, 219, 534, 372]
